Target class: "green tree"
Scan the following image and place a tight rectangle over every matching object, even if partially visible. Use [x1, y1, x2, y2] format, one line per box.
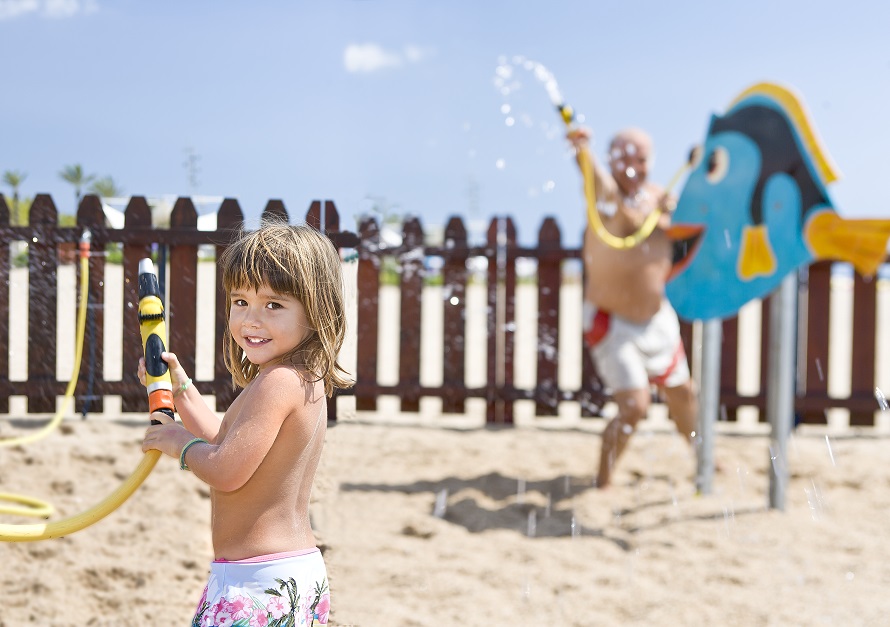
[89, 176, 124, 198]
[59, 163, 96, 205]
[2, 169, 27, 225]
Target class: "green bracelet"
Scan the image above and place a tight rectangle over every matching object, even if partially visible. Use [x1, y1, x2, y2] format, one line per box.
[174, 378, 192, 398]
[179, 437, 207, 471]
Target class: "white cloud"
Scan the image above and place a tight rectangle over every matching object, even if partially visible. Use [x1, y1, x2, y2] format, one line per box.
[0, 0, 39, 20]
[343, 42, 433, 73]
[0, 0, 97, 20]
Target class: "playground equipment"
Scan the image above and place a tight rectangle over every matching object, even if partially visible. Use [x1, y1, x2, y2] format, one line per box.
[0, 252, 169, 541]
[668, 82, 890, 505]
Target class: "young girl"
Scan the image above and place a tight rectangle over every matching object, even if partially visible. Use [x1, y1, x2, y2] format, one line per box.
[140, 222, 352, 627]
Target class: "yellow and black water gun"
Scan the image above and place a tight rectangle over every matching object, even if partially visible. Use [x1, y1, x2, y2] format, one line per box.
[137, 258, 175, 425]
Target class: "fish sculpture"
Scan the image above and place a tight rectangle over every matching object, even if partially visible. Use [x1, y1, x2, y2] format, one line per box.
[666, 82, 890, 321]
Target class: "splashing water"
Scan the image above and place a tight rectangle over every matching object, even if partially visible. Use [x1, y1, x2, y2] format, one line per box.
[492, 55, 579, 189]
[527, 509, 537, 537]
[875, 387, 888, 411]
[433, 488, 448, 518]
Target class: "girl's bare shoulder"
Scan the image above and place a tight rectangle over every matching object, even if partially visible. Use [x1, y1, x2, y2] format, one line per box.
[250, 364, 324, 407]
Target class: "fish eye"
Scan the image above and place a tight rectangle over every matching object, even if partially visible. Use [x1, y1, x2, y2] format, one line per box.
[706, 147, 729, 183]
[688, 145, 703, 169]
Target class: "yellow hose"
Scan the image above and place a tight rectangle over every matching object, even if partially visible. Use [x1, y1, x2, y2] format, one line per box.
[562, 104, 689, 250]
[0, 254, 89, 449]
[0, 237, 160, 541]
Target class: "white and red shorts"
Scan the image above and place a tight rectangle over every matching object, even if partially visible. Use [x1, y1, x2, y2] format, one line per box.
[583, 299, 690, 392]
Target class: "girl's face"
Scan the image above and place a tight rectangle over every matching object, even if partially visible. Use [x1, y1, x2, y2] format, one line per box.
[228, 284, 312, 368]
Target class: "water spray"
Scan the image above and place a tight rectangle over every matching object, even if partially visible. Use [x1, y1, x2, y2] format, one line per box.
[497, 56, 690, 249]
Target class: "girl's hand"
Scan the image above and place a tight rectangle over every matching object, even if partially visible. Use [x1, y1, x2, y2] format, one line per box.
[137, 351, 189, 389]
[142, 411, 192, 458]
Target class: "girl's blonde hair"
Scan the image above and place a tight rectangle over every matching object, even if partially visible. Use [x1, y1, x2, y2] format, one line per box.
[218, 221, 353, 396]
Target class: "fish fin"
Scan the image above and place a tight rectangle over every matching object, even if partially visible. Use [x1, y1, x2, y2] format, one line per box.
[738, 224, 777, 280]
[729, 82, 842, 184]
[805, 211, 890, 276]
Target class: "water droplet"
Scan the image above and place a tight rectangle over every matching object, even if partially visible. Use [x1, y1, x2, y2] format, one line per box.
[723, 229, 732, 248]
[875, 387, 888, 411]
[542, 180, 555, 192]
[690, 431, 696, 438]
[500, 104, 511, 114]
[527, 510, 537, 537]
[815, 359, 824, 382]
[495, 159, 506, 170]
[433, 488, 448, 518]
[32, 237, 38, 243]
[504, 117, 515, 127]
[516, 478, 526, 503]
[846, 572, 855, 582]
[449, 296, 460, 306]
[825, 435, 836, 466]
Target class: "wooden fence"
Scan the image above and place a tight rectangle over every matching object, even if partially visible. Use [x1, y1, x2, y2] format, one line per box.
[0, 193, 886, 427]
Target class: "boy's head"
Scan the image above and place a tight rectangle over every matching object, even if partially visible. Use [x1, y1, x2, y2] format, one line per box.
[218, 221, 352, 395]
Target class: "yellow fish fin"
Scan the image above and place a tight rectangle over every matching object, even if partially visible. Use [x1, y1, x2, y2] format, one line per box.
[738, 224, 778, 280]
[806, 211, 890, 277]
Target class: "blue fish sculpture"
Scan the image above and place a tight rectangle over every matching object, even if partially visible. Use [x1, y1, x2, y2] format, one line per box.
[666, 82, 890, 321]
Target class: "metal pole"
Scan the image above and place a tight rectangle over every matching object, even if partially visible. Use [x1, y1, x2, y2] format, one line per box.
[696, 318, 722, 495]
[768, 272, 799, 510]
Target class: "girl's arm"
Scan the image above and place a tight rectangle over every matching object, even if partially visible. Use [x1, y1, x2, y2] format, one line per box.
[155, 366, 317, 492]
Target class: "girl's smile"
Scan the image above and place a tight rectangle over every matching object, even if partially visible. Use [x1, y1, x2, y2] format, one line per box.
[229, 285, 312, 367]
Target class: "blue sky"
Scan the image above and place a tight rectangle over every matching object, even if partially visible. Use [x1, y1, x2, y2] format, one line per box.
[2, 0, 888, 246]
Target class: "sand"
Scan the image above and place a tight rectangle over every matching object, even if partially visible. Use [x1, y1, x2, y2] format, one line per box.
[3, 263, 889, 625]
[3, 411, 890, 626]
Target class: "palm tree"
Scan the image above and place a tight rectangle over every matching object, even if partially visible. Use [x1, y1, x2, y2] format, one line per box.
[59, 164, 96, 205]
[2, 170, 27, 225]
[89, 176, 124, 199]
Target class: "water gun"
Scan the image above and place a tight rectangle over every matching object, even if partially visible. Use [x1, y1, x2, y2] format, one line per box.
[137, 258, 175, 425]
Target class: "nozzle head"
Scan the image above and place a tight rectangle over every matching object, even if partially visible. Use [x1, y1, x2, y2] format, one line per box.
[138, 258, 155, 277]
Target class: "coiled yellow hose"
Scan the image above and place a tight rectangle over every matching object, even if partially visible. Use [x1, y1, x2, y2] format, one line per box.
[0, 235, 161, 541]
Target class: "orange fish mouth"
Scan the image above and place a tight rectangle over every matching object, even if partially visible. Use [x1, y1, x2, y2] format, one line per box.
[667, 224, 705, 280]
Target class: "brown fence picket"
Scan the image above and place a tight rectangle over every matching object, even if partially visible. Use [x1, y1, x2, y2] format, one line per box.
[355, 218, 380, 411]
[441, 217, 468, 413]
[27, 194, 59, 413]
[536, 217, 561, 416]
[850, 272, 879, 426]
[485, 217, 516, 424]
[169, 197, 199, 389]
[75, 195, 107, 415]
[802, 262, 831, 423]
[398, 217, 424, 413]
[720, 316, 740, 421]
[120, 196, 154, 412]
[214, 198, 244, 411]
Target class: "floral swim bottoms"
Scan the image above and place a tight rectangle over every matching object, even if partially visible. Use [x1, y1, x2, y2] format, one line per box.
[193, 548, 329, 627]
